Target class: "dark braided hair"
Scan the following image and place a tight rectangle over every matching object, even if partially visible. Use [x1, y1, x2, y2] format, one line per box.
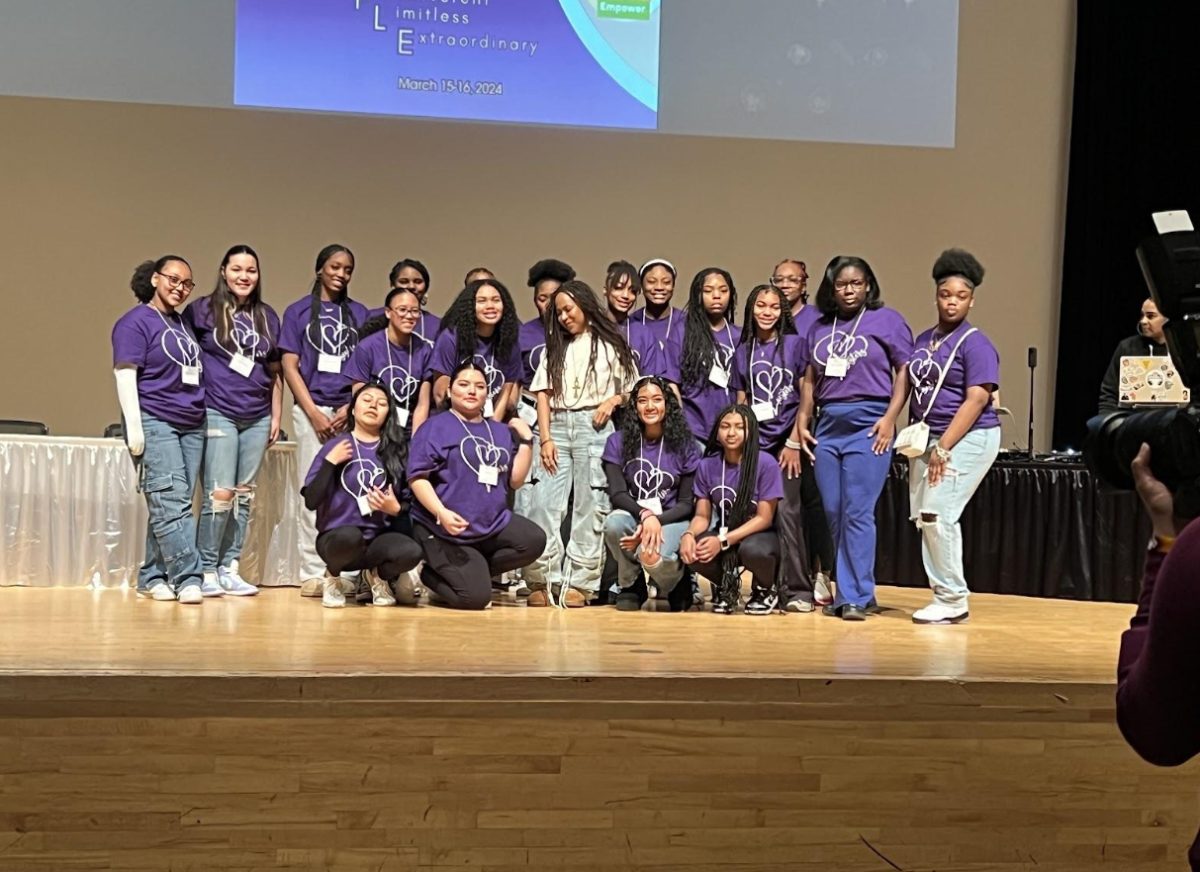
[346, 382, 408, 486]
[704, 404, 763, 610]
[619, 376, 694, 467]
[738, 283, 796, 377]
[209, 244, 271, 353]
[679, 267, 738, 389]
[306, 244, 359, 355]
[543, 281, 637, 400]
[441, 278, 520, 365]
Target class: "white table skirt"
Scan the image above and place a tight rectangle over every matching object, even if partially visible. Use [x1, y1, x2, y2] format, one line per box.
[0, 435, 302, 588]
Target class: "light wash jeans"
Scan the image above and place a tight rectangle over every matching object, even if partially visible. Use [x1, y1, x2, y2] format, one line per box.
[523, 409, 612, 593]
[197, 410, 272, 572]
[908, 426, 1001, 606]
[136, 413, 205, 593]
[292, 403, 333, 582]
[603, 510, 689, 594]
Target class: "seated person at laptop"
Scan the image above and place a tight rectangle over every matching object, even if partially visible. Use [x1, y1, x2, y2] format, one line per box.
[1098, 298, 1170, 414]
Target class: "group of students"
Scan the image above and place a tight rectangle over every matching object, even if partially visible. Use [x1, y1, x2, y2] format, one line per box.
[111, 244, 1001, 623]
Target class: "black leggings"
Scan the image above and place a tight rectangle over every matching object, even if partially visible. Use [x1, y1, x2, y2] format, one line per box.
[315, 527, 423, 581]
[415, 514, 547, 610]
[686, 531, 780, 594]
[800, 453, 835, 575]
[767, 447, 813, 603]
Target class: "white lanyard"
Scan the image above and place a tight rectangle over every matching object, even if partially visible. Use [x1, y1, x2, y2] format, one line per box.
[719, 458, 732, 531]
[637, 436, 666, 500]
[642, 306, 674, 341]
[151, 306, 201, 383]
[748, 336, 774, 403]
[831, 307, 866, 351]
[384, 333, 414, 405]
[456, 411, 501, 490]
[349, 434, 381, 516]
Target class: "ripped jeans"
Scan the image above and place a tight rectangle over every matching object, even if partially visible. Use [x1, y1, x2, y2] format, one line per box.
[907, 426, 1000, 606]
[197, 410, 272, 573]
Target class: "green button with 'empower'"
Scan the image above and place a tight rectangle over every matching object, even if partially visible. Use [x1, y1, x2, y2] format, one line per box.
[597, 0, 651, 21]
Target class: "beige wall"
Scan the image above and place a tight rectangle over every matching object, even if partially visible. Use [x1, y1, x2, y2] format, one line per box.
[0, 0, 1073, 445]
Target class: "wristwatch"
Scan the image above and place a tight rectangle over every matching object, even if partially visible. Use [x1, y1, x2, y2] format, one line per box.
[718, 529, 730, 550]
[517, 436, 534, 447]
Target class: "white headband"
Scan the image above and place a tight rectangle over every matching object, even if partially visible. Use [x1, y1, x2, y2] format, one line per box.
[639, 258, 676, 279]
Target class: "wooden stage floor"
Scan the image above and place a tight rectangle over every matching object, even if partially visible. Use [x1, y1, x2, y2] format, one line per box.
[1, 586, 1197, 871]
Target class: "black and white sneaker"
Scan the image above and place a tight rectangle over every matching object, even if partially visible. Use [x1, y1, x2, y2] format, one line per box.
[711, 599, 735, 615]
[744, 590, 779, 616]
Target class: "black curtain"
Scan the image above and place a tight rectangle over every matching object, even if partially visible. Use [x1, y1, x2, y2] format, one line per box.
[1052, 3, 1200, 450]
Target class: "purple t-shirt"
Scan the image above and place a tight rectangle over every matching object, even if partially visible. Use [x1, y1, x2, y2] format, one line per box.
[602, 430, 699, 511]
[368, 307, 442, 349]
[279, 296, 370, 408]
[304, 434, 391, 537]
[343, 330, 433, 418]
[663, 321, 742, 440]
[111, 304, 206, 429]
[427, 328, 524, 407]
[184, 296, 281, 421]
[407, 411, 516, 543]
[615, 316, 666, 379]
[693, 453, 785, 526]
[731, 334, 808, 449]
[792, 304, 821, 339]
[806, 306, 913, 405]
[631, 306, 685, 349]
[519, 317, 548, 386]
[908, 322, 1001, 433]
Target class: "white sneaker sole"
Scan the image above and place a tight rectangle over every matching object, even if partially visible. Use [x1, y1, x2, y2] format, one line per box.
[912, 611, 970, 625]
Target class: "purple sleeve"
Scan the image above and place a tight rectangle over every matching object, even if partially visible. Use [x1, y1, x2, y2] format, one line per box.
[500, 343, 523, 384]
[279, 302, 305, 355]
[182, 298, 208, 339]
[883, 310, 915, 370]
[427, 330, 457, 379]
[962, 333, 1000, 391]
[693, 459, 711, 500]
[406, 418, 445, 480]
[730, 342, 750, 392]
[757, 459, 785, 502]
[303, 436, 339, 487]
[111, 313, 148, 368]
[264, 307, 283, 362]
[661, 333, 682, 384]
[601, 431, 623, 466]
[343, 341, 373, 385]
[679, 444, 701, 476]
[1117, 519, 1200, 766]
[349, 300, 370, 329]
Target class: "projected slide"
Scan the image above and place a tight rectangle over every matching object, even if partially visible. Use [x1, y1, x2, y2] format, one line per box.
[234, 0, 661, 130]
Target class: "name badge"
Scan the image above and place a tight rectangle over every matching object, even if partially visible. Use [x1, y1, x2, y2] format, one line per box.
[356, 495, 372, 516]
[181, 365, 201, 386]
[751, 401, 776, 422]
[484, 396, 495, 417]
[708, 364, 730, 388]
[229, 354, 255, 378]
[395, 407, 410, 428]
[825, 357, 849, 378]
[317, 353, 342, 374]
[637, 496, 664, 516]
[478, 464, 499, 487]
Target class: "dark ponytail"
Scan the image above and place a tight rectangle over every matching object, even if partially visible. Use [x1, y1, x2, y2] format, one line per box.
[306, 244, 359, 355]
[130, 255, 189, 303]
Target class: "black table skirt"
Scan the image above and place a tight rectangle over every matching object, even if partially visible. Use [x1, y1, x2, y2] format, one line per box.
[874, 456, 1150, 604]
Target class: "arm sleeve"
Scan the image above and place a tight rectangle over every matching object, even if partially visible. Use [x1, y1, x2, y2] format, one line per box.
[657, 472, 696, 525]
[302, 460, 338, 511]
[1116, 519, 1200, 766]
[605, 461, 642, 516]
[1098, 345, 1124, 415]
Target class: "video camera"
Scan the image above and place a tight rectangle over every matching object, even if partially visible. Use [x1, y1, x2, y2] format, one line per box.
[1084, 211, 1200, 518]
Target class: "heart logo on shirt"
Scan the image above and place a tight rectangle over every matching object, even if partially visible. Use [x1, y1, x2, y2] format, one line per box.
[378, 364, 418, 404]
[233, 315, 264, 358]
[475, 353, 504, 400]
[458, 434, 511, 477]
[812, 332, 869, 368]
[340, 458, 387, 498]
[714, 342, 735, 372]
[160, 324, 200, 367]
[307, 315, 357, 357]
[908, 350, 943, 404]
[711, 483, 738, 518]
[751, 361, 793, 404]
[626, 458, 674, 500]
[527, 343, 546, 374]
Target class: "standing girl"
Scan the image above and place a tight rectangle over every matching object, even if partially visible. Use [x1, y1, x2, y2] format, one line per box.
[664, 268, 741, 442]
[732, 283, 813, 613]
[280, 244, 370, 595]
[681, 405, 784, 614]
[345, 287, 434, 435]
[185, 244, 282, 597]
[602, 376, 699, 611]
[631, 258, 684, 349]
[525, 281, 638, 607]
[302, 383, 424, 608]
[793, 256, 913, 621]
[408, 361, 545, 610]
[605, 260, 665, 379]
[388, 259, 440, 347]
[428, 278, 522, 420]
[905, 249, 1001, 624]
[112, 256, 207, 604]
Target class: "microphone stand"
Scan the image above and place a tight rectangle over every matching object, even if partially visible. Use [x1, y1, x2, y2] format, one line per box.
[1027, 347, 1037, 461]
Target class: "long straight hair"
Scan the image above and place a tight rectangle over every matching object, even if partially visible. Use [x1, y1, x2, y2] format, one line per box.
[737, 283, 796, 376]
[706, 403, 763, 609]
[680, 267, 738, 388]
[543, 281, 636, 400]
[210, 244, 270, 351]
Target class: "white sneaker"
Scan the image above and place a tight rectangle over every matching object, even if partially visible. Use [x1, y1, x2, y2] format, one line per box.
[218, 566, 259, 597]
[299, 578, 325, 597]
[322, 576, 345, 609]
[139, 582, 176, 602]
[366, 569, 396, 607]
[912, 602, 969, 624]
[200, 571, 225, 598]
[813, 572, 834, 606]
[392, 568, 422, 606]
[785, 597, 815, 613]
[177, 586, 203, 605]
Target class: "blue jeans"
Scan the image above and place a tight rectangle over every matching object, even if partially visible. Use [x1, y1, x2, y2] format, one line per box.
[523, 409, 613, 593]
[603, 510, 688, 594]
[137, 413, 205, 592]
[813, 399, 893, 609]
[197, 410, 272, 572]
[908, 427, 1000, 606]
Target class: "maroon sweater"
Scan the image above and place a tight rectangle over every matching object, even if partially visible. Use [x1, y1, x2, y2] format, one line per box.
[1116, 517, 1200, 869]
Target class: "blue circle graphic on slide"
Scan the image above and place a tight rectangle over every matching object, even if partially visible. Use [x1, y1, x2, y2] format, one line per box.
[559, 0, 661, 111]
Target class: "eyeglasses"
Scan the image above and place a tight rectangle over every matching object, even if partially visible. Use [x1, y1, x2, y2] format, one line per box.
[834, 279, 867, 291]
[389, 307, 422, 317]
[157, 272, 196, 292]
[770, 276, 807, 287]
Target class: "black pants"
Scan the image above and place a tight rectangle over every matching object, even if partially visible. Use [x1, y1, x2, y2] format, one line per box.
[315, 527, 423, 581]
[774, 456, 813, 603]
[800, 453, 835, 575]
[686, 531, 780, 594]
[415, 514, 547, 610]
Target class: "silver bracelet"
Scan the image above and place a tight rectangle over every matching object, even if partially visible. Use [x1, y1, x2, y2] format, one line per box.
[933, 443, 952, 462]
[785, 438, 804, 450]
